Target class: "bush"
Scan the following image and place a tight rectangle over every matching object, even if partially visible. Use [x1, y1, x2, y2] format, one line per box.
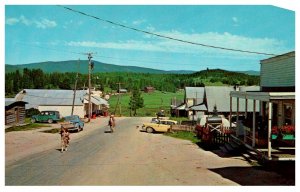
[26, 108, 40, 118]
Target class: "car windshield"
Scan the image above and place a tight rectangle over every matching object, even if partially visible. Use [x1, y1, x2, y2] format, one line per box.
[65, 116, 78, 121]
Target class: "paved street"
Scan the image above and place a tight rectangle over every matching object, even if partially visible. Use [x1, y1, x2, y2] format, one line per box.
[5, 117, 294, 186]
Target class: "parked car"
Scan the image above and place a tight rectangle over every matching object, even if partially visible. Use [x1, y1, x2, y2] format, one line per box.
[63, 115, 85, 132]
[142, 119, 177, 133]
[31, 110, 61, 123]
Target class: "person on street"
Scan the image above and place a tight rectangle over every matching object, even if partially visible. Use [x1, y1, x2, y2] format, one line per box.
[60, 127, 70, 152]
[108, 114, 116, 133]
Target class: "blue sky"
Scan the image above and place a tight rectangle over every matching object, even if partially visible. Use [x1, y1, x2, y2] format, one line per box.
[5, 4, 295, 71]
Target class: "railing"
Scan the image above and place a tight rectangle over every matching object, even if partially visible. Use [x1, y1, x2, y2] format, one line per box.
[271, 125, 295, 140]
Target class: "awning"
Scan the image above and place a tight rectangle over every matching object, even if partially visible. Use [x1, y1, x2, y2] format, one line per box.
[92, 96, 108, 105]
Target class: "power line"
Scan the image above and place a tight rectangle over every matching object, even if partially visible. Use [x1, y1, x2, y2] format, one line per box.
[58, 5, 281, 57]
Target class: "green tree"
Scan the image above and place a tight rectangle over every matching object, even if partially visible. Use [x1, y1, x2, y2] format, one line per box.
[129, 88, 144, 116]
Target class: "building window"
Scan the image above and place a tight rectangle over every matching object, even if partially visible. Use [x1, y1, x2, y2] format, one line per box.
[283, 104, 293, 125]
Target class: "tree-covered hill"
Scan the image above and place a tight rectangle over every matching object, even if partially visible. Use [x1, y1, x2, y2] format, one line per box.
[5, 60, 194, 74]
[5, 67, 260, 97]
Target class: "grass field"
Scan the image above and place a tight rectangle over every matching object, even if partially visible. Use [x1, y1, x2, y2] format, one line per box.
[108, 90, 184, 117]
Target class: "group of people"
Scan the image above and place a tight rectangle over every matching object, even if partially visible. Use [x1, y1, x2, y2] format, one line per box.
[59, 114, 116, 152]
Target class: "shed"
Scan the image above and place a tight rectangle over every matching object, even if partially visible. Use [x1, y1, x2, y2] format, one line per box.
[118, 89, 128, 93]
[5, 99, 27, 126]
[144, 86, 155, 93]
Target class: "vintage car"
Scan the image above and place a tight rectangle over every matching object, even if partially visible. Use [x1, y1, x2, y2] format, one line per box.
[31, 110, 61, 124]
[142, 119, 177, 133]
[61, 115, 85, 132]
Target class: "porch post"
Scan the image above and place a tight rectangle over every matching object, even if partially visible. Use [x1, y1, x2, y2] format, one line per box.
[237, 97, 240, 138]
[244, 98, 248, 143]
[230, 96, 232, 130]
[245, 98, 248, 118]
[268, 102, 273, 159]
[252, 100, 256, 147]
[237, 98, 239, 121]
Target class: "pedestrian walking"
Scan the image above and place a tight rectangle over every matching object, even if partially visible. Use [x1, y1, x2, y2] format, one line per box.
[60, 127, 70, 152]
[108, 114, 116, 133]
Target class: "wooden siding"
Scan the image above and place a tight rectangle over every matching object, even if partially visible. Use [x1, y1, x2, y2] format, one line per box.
[5, 106, 26, 125]
[260, 53, 295, 88]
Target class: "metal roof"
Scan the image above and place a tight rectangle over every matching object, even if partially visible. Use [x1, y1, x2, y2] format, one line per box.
[90, 95, 109, 105]
[15, 89, 86, 109]
[205, 86, 260, 112]
[185, 87, 205, 104]
[189, 104, 207, 111]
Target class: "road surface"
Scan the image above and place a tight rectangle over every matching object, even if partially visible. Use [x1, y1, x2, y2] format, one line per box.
[5, 117, 294, 185]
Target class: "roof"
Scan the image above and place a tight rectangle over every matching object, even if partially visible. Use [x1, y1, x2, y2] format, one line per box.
[15, 89, 86, 109]
[185, 87, 205, 104]
[5, 98, 27, 109]
[260, 51, 295, 64]
[205, 86, 260, 112]
[89, 95, 109, 105]
[189, 104, 207, 111]
[231, 91, 295, 101]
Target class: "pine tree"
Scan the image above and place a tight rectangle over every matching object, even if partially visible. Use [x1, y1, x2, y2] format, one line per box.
[129, 88, 144, 116]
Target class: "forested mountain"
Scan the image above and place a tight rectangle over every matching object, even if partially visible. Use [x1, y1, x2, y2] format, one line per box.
[5, 60, 258, 75]
[5, 67, 260, 97]
[5, 60, 194, 74]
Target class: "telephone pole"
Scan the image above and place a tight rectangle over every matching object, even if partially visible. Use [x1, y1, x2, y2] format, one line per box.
[87, 53, 94, 122]
[114, 82, 124, 116]
[71, 59, 80, 116]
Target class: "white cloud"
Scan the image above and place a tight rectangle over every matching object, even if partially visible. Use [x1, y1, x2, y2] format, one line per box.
[67, 40, 165, 52]
[232, 17, 239, 27]
[67, 31, 291, 60]
[35, 19, 57, 29]
[6, 18, 19, 25]
[5, 15, 57, 29]
[232, 17, 238, 23]
[132, 19, 146, 25]
[19, 15, 31, 26]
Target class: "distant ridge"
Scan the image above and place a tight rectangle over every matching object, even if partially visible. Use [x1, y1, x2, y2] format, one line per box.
[5, 60, 194, 74]
[5, 60, 259, 75]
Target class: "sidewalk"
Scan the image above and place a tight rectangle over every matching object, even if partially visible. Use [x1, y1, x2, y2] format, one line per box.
[5, 117, 121, 166]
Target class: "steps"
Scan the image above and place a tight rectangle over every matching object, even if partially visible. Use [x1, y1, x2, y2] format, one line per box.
[219, 140, 260, 163]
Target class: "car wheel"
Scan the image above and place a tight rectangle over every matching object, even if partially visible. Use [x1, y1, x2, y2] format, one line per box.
[48, 119, 53, 124]
[146, 127, 154, 133]
[31, 118, 36, 123]
[75, 123, 80, 132]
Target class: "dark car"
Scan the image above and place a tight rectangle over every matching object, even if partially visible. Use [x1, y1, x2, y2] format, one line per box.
[31, 110, 61, 123]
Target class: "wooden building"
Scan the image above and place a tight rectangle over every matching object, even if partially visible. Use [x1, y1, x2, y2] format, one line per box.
[5, 99, 27, 126]
[230, 51, 295, 161]
[144, 86, 155, 93]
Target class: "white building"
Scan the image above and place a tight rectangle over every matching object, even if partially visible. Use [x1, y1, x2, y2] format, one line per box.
[15, 89, 109, 118]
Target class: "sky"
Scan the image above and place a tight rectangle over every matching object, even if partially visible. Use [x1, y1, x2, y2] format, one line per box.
[4, 3, 296, 72]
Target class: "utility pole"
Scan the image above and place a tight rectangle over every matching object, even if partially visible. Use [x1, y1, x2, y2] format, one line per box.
[87, 53, 94, 122]
[71, 59, 80, 116]
[114, 82, 124, 116]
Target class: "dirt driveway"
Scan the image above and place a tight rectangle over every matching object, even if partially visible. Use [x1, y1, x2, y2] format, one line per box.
[5, 117, 295, 186]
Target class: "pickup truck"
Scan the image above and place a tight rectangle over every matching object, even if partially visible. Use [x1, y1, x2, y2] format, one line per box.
[60, 115, 84, 132]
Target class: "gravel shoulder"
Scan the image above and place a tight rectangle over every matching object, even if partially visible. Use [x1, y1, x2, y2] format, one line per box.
[5, 117, 119, 166]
